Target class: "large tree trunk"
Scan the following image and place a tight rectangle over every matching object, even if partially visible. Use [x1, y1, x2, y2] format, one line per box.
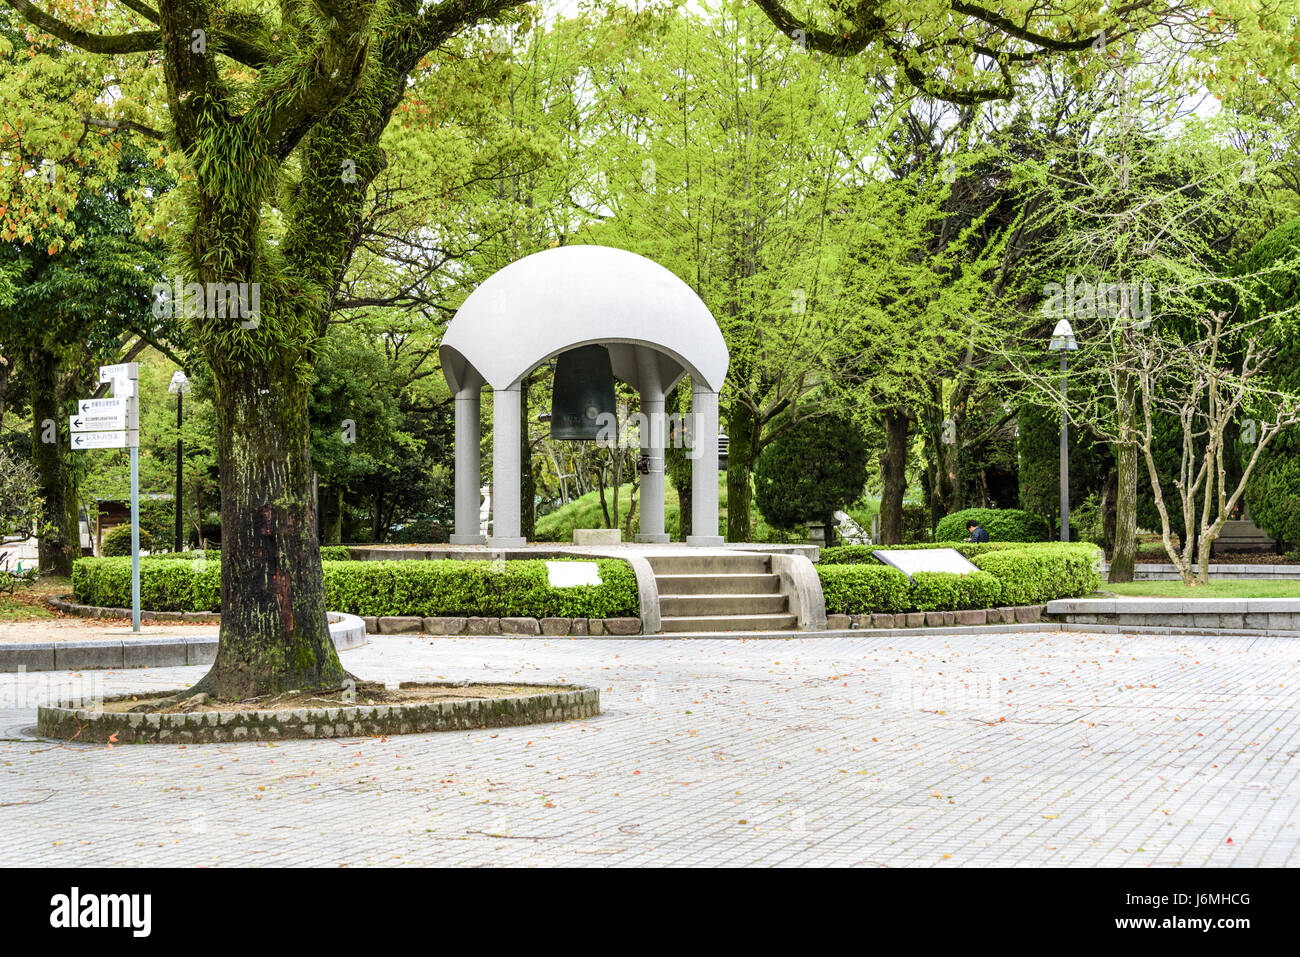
[726, 401, 758, 543]
[27, 347, 79, 576]
[1109, 442, 1139, 583]
[193, 368, 346, 700]
[879, 406, 910, 544]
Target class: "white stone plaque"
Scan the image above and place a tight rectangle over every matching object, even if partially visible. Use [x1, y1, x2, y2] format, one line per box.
[545, 560, 603, 588]
[872, 548, 979, 580]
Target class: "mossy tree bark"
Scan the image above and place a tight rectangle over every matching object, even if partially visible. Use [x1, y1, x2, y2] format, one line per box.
[8, 0, 533, 697]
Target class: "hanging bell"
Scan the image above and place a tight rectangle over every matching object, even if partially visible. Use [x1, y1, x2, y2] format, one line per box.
[550, 344, 616, 441]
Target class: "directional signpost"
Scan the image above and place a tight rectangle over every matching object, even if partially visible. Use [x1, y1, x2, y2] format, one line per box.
[70, 364, 142, 631]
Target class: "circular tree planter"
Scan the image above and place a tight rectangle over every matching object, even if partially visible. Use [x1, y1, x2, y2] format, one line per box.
[37, 681, 599, 744]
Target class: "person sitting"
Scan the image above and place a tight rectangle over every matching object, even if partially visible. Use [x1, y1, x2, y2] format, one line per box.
[965, 519, 989, 543]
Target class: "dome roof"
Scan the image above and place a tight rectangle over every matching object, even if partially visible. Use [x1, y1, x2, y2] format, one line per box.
[439, 245, 728, 393]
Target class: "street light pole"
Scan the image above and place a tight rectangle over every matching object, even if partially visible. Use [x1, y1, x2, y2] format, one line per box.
[1059, 351, 1069, 543]
[168, 371, 191, 552]
[1048, 319, 1078, 543]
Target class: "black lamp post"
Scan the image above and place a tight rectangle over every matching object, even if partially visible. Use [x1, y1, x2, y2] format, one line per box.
[168, 370, 191, 552]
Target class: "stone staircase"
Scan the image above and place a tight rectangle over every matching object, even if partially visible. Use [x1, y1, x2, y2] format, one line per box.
[648, 553, 798, 633]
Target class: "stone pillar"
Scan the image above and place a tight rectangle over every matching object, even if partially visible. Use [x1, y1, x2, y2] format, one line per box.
[687, 385, 723, 546]
[635, 352, 669, 543]
[450, 382, 485, 545]
[489, 383, 526, 547]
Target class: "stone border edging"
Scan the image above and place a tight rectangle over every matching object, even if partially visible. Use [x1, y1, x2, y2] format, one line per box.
[2, 609, 367, 673]
[824, 604, 1047, 630]
[35, 682, 600, 744]
[47, 594, 219, 623]
[365, 615, 642, 636]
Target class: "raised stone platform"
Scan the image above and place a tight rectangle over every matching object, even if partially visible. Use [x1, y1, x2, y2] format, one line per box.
[1047, 597, 1300, 633]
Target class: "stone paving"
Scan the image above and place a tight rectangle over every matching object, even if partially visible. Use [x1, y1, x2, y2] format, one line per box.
[0, 629, 1297, 866]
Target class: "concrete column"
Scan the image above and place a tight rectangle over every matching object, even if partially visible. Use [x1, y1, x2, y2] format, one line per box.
[635, 352, 669, 543]
[489, 383, 526, 547]
[450, 383, 485, 545]
[687, 386, 723, 546]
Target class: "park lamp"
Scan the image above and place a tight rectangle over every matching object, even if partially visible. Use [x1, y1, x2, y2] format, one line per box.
[168, 370, 191, 394]
[1048, 318, 1078, 351]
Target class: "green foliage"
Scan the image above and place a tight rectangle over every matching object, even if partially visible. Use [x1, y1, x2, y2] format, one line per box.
[816, 541, 1100, 611]
[909, 570, 1003, 611]
[754, 414, 869, 531]
[73, 557, 220, 612]
[0, 447, 39, 538]
[73, 557, 639, 619]
[100, 524, 154, 557]
[319, 546, 353, 561]
[935, 507, 1048, 543]
[818, 564, 911, 615]
[1245, 453, 1300, 548]
[971, 545, 1101, 606]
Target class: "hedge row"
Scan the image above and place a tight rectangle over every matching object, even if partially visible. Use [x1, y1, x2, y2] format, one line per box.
[72, 557, 640, 619]
[817, 542, 1101, 614]
[935, 507, 1049, 543]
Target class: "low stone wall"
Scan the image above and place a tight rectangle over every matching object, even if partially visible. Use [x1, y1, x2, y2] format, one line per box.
[365, 615, 642, 636]
[2, 607, 367, 672]
[1047, 598, 1300, 633]
[36, 683, 601, 744]
[1100, 562, 1300, 581]
[824, 605, 1046, 629]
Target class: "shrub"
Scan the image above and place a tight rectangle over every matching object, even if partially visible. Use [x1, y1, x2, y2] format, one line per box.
[73, 557, 220, 611]
[1245, 452, 1300, 549]
[72, 556, 639, 619]
[935, 507, 1049, 543]
[100, 524, 155, 557]
[818, 565, 911, 615]
[971, 544, 1100, 605]
[816, 541, 1100, 613]
[754, 414, 869, 538]
[909, 570, 1002, 611]
[320, 545, 353, 561]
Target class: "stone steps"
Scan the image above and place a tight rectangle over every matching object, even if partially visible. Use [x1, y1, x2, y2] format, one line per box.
[659, 612, 800, 632]
[659, 593, 789, 617]
[650, 552, 794, 633]
[652, 572, 782, 595]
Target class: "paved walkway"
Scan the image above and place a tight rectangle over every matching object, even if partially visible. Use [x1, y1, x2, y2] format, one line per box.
[0, 630, 1296, 866]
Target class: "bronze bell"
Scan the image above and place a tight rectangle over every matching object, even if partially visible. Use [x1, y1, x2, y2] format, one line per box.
[550, 344, 616, 441]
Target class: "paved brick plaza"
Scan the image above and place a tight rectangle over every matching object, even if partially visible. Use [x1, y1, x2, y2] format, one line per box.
[1, 630, 1296, 866]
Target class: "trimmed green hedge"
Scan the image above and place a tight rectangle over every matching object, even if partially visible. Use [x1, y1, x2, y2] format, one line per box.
[74, 557, 221, 612]
[935, 507, 1049, 543]
[970, 545, 1099, 606]
[816, 541, 1100, 614]
[819, 565, 911, 615]
[320, 559, 638, 618]
[909, 570, 1003, 611]
[72, 556, 639, 619]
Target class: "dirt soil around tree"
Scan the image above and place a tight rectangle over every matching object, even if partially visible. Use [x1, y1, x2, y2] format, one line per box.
[101, 682, 566, 715]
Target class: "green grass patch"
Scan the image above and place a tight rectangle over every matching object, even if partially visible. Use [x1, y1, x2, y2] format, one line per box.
[1105, 580, 1300, 599]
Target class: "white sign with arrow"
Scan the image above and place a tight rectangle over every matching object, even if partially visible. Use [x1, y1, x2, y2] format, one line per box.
[69, 364, 144, 631]
[71, 429, 139, 450]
